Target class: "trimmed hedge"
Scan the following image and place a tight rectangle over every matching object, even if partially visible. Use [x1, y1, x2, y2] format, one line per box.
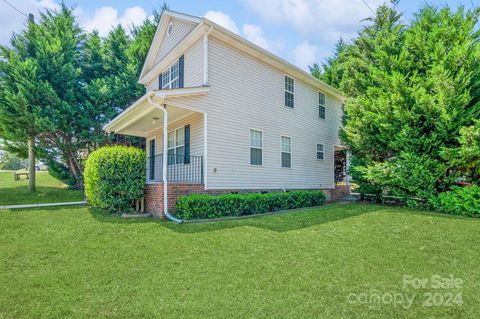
[430, 186, 480, 217]
[175, 190, 326, 220]
[84, 146, 146, 213]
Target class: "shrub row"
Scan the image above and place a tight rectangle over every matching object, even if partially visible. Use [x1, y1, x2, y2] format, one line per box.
[175, 190, 326, 220]
[430, 186, 480, 217]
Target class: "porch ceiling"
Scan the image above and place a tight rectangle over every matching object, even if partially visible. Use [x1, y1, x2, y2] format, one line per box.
[103, 87, 209, 137]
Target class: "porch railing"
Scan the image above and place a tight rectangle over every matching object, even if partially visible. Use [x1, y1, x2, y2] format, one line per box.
[147, 154, 203, 184]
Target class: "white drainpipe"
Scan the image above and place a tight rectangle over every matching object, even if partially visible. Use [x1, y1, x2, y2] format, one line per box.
[147, 93, 182, 223]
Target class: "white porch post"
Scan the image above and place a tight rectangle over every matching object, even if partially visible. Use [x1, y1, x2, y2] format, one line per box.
[346, 150, 351, 194]
[162, 103, 168, 216]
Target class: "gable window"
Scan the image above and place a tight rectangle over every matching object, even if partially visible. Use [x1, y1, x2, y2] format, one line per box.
[168, 127, 185, 165]
[250, 129, 263, 165]
[281, 136, 291, 168]
[284, 75, 294, 108]
[160, 60, 180, 89]
[167, 22, 174, 36]
[316, 143, 324, 160]
[319, 92, 326, 119]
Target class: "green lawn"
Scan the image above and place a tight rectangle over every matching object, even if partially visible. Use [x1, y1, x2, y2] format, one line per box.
[0, 203, 478, 318]
[0, 171, 84, 205]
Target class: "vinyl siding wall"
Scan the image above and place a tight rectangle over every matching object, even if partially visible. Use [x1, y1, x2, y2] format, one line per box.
[171, 36, 343, 190]
[153, 18, 197, 66]
[146, 38, 204, 91]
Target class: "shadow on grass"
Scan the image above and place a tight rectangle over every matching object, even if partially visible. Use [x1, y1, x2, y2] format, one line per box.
[0, 186, 84, 206]
[89, 203, 387, 233]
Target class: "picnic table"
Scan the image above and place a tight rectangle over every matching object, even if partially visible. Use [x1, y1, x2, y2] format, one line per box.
[14, 172, 29, 181]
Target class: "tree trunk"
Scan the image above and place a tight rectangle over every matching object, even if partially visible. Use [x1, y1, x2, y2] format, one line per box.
[28, 137, 36, 192]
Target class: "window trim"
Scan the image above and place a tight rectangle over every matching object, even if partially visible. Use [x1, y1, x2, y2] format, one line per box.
[167, 22, 174, 36]
[249, 128, 263, 166]
[316, 143, 325, 161]
[281, 135, 292, 168]
[167, 126, 185, 165]
[319, 91, 326, 119]
[147, 137, 156, 182]
[284, 74, 295, 108]
[160, 60, 180, 90]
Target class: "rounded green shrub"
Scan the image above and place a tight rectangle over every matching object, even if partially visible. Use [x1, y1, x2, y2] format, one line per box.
[430, 186, 480, 217]
[84, 146, 146, 213]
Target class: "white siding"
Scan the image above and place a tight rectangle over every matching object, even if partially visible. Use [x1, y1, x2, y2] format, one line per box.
[172, 37, 343, 190]
[154, 18, 196, 66]
[146, 38, 204, 91]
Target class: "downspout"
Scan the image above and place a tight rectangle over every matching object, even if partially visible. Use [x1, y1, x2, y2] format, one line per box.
[147, 93, 183, 223]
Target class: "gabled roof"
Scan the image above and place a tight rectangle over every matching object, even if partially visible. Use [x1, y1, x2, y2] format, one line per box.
[139, 10, 345, 101]
[139, 10, 201, 80]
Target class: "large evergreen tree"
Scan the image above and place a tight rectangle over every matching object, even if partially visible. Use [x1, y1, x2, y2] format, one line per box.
[311, 3, 480, 199]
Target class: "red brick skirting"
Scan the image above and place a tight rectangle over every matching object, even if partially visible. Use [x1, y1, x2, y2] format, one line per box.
[145, 183, 334, 219]
[331, 184, 350, 201]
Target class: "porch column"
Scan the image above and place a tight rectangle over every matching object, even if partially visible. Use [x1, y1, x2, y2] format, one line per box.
[162, 103, 168, 215]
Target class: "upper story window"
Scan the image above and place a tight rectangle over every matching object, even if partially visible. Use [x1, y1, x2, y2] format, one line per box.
[167, 22, 174, 36]
[284, 75, 294, 108]
[161, 60, 180, 89]
[250, 129, 263, 165]
[319, 92, 326, 119]
[281, 136, 292, 168]
[316, 143, 324, 160]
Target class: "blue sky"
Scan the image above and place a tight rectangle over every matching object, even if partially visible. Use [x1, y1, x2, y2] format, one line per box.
[0, 0, 474, 70]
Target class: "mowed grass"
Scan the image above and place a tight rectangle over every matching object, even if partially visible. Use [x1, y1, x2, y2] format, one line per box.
[0, 171, 84, 205]
[0, 203, 479, 318]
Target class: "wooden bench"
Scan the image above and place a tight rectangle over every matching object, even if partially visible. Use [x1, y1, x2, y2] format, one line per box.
[14, 172, 29, 181]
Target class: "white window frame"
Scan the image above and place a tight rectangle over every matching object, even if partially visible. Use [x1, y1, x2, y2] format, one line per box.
[316, 143, 324, 160]
[284, 75, 295, 108]
[249, 129, 263, 166]
[167, 22, 174, 36]
[281, 136, 292, 168]
[161, 60, 180, 90]
[167, 126, 185, 165]
[319, 91, 326, 119]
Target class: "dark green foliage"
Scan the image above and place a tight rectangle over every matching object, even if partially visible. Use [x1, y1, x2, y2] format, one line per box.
[84, 146, 145, 213]
[47, 159, 77, 188]
[430, 186, 480, 217]
[176, 191, 326, 220]
[311, 3, 480, 202]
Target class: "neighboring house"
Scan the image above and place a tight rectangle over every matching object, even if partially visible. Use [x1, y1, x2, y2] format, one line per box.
[104, 10, 349, 219]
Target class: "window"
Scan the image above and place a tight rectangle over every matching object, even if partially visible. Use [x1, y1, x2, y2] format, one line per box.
[284, 75, 294, 108]
[148, 139, 156, 180]
[250, 129, 263, 165]
[319, 92, 326, 119]
[161, 60, 180, 89]
[316, 144, 324, 160]
[167, 22, 174, 36]
[281, 136, 291, 168]
[167, 127, 185, 165]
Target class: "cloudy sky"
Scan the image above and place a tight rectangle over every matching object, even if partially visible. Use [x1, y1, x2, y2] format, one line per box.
[0, 0, 470, 70]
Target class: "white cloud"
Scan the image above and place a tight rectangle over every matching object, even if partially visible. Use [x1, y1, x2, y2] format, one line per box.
[293, 41, 318, 70]
[243, 0, 384, 40]
[81, 6, 147, 36]
[242, 24, 283, 53]
[204, 10, 240, 34]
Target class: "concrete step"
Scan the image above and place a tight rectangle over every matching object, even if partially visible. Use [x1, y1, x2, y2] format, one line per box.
[341, 193, 360, 202]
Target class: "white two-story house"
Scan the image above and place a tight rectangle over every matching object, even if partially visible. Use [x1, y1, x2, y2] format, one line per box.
[104, 10, 348, 219]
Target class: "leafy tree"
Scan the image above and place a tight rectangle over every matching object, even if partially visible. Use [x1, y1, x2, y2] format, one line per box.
[311, 3, 480, 198]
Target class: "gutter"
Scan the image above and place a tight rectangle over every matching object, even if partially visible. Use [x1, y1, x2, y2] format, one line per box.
[147, 92, 183, 223]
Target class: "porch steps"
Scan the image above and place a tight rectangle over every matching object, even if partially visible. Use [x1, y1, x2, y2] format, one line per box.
[340, 193, 360, 202]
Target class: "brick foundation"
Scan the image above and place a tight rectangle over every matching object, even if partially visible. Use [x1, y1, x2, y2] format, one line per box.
[145, 183, 334, 219]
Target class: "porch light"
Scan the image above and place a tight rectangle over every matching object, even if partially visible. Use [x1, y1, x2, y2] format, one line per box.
[152, 117, 160, 125]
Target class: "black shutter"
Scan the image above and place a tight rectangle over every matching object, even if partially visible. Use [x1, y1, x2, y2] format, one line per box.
[179, 55, 184, 88]
[158, 73, 163, 90]
[184, 124, 190, 164]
